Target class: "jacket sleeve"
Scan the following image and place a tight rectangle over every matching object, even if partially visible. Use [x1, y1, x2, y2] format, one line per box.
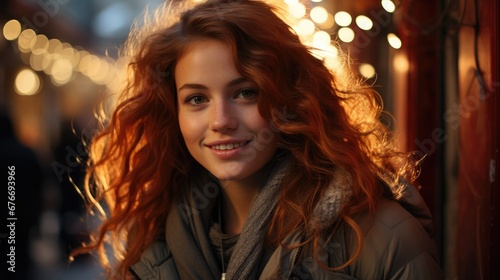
[349, 198, 444, 280]
[389, 251, 444, 280]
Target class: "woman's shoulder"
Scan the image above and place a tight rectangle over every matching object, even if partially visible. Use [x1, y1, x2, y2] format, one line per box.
[129, 240, 179, 280]
[358, 197, 437, 255]
[349, 197, 443, 279]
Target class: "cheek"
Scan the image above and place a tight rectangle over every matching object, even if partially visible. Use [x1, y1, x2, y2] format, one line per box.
[178, 113, 196, 143]
[246, 109, 272, 132]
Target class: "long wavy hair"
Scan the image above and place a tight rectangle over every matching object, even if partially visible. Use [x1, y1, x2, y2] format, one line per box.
[73, 0, 418, 278]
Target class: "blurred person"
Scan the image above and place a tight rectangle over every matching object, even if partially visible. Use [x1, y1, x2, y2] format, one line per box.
[73, 0, 444, 279]
[1, 108, 43, 280]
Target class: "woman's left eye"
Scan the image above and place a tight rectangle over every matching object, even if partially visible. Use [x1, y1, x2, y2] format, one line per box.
[236, 88, 258, 99]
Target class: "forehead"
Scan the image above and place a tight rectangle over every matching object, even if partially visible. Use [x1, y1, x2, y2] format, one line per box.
[174, 39, 240, 86]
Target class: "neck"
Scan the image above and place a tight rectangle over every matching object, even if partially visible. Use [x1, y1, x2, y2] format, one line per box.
[218, 164, 274, 235]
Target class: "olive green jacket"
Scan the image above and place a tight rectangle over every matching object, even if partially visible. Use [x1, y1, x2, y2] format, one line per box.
[130, 181, 443, 280]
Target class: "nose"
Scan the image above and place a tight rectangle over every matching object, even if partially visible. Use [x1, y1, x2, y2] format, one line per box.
[210, 100, 238, 133]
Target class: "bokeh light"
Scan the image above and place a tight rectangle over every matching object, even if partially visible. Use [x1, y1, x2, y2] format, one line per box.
[295, 19, 316, 37]
[18, 29, 37, 53]
[15, 68, 41, 95]
[359, 63, 376, 79]
[51, 58, 73, 85]
[289, 2, 306, 19]
[310, 6, 329, 24]
[334, 11, 352, 27]
[382, 0, 396, 13]
[30, 34, 49, 55]
[387, 33, 402, 49]
[3, 19, 22, 41]
[394, 52, 410, 72]
[338, 27, 355, 43]
[355, 15, 373, 30]
[312, 31, 331, 49]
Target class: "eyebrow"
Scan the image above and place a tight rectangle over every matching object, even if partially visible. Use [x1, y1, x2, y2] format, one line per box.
[177, 77, 251, 92]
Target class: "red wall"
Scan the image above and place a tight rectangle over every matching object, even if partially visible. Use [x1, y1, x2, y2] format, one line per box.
[397, 0, 500, 278]
[455, 0, 500, 278]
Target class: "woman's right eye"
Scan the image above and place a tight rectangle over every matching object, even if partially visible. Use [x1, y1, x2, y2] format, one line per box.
[185, 95, 208, 105]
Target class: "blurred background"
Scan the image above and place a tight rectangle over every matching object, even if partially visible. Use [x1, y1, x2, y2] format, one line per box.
[0, 0, 498, 279]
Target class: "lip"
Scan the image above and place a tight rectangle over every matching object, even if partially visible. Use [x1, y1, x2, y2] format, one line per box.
[205, 139, 251, 159]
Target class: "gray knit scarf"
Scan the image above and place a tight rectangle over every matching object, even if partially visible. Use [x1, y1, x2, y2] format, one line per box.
[166, 157, 352, 280]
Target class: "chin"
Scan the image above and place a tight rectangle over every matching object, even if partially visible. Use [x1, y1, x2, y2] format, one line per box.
[210, 164, 249, 182]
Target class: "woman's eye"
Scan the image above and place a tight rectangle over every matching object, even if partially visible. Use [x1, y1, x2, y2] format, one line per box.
[236, 88, 258, 99]
[185, 95, 207, 105]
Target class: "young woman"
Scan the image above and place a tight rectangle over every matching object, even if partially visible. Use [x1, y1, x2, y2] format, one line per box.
[75, 0, 444, 279]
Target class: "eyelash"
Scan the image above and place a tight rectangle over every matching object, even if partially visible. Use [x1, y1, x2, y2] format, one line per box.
[236, 88, 258, 99]
[184, 95, 207, 105]
[182, 87, 259, 105]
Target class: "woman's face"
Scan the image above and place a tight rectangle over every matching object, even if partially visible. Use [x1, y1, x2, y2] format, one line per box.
[175, 40, 279, 182]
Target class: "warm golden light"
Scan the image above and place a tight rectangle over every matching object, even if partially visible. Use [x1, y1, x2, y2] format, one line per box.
[317, 13, 335, 29]
[17, 29, 37, 53]
[338, 27, 355, 43]
[15, 69, 40, 95]
[312, 31, 331, 49]
[89, 58, 109, 85]
[355, 15, 373, 30]
[77, 51, 91, 73]
[387, 33, 402, 49]
[311, 44, 339, 69]
[30, 51, 49, 71]
[382, 0, 396, 13]
[334, 11, 352, 27]
[30, 34, 49, 55]
[359, 63, 376, 79]
[289, 3, 306, 19]
[393, 52, 409, 72]
[295, 19, 315, 37]
[47, 38, 62, 55]
[3, 20, 22, 41]
[51, 58, 73, 85]
[60, 43, 79, 67]
[310, 6, 328, 24]
[84, 55, 101, 78]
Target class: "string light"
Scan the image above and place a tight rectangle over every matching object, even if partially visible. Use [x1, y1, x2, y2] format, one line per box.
[359, 63, 376, 79]
[15, 68, 40, 96]
[3, 19, 22, 41]
[17, 29, 36, 53]
[317, 13, 335, 29]
[310, 6, 329, 24]
[6, 20, 118, 95]
[381, 0, 396, 13]
[295, 19, 315, 37]
[312, 31, 331, 49]
[6, 1, 402, 95]
[30, 34, 49, 55]
[338, 27, 355, 43]
[334, 11, 352, 27]
[289, 2, 306, 19]
[387, 33, 402, 49]
[355, 15, 373, 30]
[393, 52, 409, 72]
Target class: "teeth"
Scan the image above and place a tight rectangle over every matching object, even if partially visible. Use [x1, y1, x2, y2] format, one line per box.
[213, 142, 242, 150]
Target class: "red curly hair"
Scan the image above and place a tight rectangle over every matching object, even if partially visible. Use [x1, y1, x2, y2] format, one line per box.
[73, 0, 417, 278]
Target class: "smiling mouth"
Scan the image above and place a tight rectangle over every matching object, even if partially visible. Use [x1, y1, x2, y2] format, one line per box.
[210, 141, 250, 151]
